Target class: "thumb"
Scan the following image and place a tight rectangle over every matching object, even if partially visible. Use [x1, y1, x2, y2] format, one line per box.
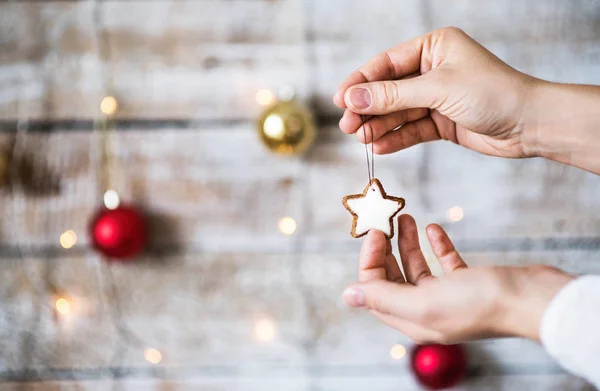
[343, 280, 420, 319]
[344, 72, 443, 115]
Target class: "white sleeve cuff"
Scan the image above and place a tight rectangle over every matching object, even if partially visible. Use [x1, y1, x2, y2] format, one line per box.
[540, 275, 600, 387]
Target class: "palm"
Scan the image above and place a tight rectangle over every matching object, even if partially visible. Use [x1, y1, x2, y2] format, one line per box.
[348, 215, 508, 344]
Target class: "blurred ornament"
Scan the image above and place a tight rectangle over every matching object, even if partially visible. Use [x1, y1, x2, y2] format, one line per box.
[0, 150, 8, 187]
[410, 344, 467, 390]
[257, 98, 316, 156]
[89, 205, 147, 260]
[3, 146, 61, 196]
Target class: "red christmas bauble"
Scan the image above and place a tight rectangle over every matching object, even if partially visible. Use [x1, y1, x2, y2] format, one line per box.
[411, 344, 467, 390]
[89, 205, 147, 260]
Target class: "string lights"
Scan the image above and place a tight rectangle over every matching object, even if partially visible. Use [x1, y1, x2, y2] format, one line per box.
[447, 206, 464, 222]
[55, 297, 71, 316]
[389, 344, 407, 360]
[100, 96, 118, 116]
[278, 216, 297, 236]
[253, 317, 277, 342]
[87, 5, 162, 367]
[90, 95, 147, 260]
[256, 89, 275, 107]
[103, 189, 120, 210]
[143, 348, 163, 364]
[59, 230, 77, 249]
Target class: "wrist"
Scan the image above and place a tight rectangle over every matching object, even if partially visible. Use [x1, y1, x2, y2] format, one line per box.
[521, 79, 600, 173]
[499, 266, 574, 341]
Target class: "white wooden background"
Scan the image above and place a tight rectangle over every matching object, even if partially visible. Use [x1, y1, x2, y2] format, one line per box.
[0, 1, 600, 390]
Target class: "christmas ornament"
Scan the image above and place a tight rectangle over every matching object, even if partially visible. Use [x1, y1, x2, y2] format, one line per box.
[90, 205, 147, 260]
[342, 117, 405, 238]
[257, 97, 315, 156]
[0, 150, 8, 187]
[89, 96, 148, 260]
[411, 344, 467, 390]
[343, 178, 404, 238]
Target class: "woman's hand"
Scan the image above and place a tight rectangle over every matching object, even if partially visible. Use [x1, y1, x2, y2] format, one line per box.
[334, 27, 537, 158]
[334, 27, 600, 174]
[342, 215, 574, 344]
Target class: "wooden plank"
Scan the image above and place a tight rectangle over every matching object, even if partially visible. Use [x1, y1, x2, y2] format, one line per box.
[0, 251, 598, 371]
[1, 126, 599, 251]
[2, 1, 600, 120]
[0, 375, 595, 391]
[0, 0, 307, 120]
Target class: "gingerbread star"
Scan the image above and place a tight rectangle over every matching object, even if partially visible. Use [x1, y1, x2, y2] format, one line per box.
[342, 178, 405, 238]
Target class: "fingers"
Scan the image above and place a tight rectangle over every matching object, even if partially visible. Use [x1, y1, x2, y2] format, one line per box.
[334, 69, 368, 108]
[344, 72, 444, 115]
[384, 239, 405, 283]
[334, 35, 427, 108]
[371, 312, 441, 344]
[373, 117, 441, 155]
[426, 224, 468, 273]
[344, 281, 442, 343]
[339, 108, 429, 140]
[343, 280, 421, 320]
[357, 230, 405, 285]
[358, 230, 388, 282]
[397, 215, 433, 285]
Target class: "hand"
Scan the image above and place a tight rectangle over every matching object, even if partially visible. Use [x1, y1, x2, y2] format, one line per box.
[334, 27, 539, 159]
[342, 215, 574, 344]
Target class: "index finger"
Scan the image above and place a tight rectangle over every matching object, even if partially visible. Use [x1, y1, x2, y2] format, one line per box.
[397, 214, 433, 285]
[358, 230, 388, 282]
[333, 35, 426, 108]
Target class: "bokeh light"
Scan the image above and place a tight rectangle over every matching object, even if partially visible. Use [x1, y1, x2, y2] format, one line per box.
[256, 89, 275, 106]
[55, 298, 71, 315]
[254, 318, 276, 342]
[103, 190, 120, 210]
[447, 206, 464, 222]
[278, 217, 297, 235]
[263, 114, 285, 140]
[100, 96, 118, 116]
[278, 85, 296, 101]
[60, 230, 77, 249]
[390, 344, 407, 360]
[144, 348, 162, 364]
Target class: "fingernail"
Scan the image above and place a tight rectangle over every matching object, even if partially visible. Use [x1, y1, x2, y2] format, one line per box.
[349, 88, 371, 109]
[334, 91, 343, 104]
[343, 287, 366, 307]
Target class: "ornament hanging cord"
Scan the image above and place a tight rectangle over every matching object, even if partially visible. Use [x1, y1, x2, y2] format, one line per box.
[361, 115, 375, 181]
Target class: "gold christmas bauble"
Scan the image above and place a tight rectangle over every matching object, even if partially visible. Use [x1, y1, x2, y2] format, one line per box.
[257, 99, 316, 155]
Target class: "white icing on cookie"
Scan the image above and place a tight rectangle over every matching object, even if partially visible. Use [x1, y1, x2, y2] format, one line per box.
[342, 179, 405, 238]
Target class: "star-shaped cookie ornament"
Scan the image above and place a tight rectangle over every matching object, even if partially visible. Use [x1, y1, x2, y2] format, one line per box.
[342, 178, 405, 238]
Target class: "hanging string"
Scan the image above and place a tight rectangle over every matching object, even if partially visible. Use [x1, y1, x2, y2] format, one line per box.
[99, 113, 113, 193]
[90, 0, 164, 366]
[360, 115, 375, 181]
